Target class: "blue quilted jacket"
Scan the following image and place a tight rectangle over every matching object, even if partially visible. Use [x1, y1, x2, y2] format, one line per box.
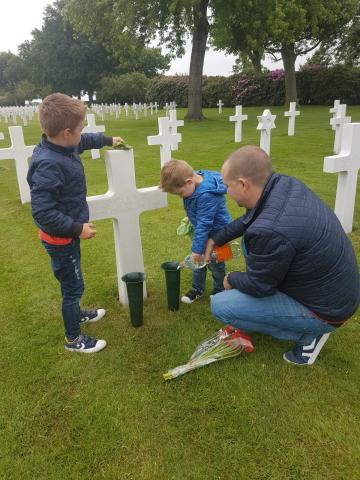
[184, 170, 232, 254]
[27, 133, 112, 237]
[212, 173, 360, 323]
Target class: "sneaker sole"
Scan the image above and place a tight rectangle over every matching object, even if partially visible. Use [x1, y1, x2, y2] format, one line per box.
[65, 339, 107, 353]
[283, 352, 309, 366]
[81, 308, 106, 324]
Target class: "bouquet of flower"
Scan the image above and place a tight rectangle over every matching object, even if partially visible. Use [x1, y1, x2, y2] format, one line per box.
[163, 326, 254, 381]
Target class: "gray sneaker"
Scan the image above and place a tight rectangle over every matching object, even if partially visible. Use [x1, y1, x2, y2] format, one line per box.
[79, 308, 106, 324]
[64, 334, 107, 353]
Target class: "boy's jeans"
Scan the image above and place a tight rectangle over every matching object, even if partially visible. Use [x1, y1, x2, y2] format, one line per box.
[192, 261, 225, 294]
[42, 238, 84, 339]
[210, 239, 334, 345]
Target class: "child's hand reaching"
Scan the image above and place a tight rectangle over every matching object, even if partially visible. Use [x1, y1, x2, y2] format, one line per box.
[113, 137, 133, 150]
[112, 137, 124, 147]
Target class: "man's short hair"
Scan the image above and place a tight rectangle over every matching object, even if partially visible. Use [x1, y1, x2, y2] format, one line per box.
[159, 159, 194, 193]
[39, 93, 87, 137]
[224, 146, 273, 186]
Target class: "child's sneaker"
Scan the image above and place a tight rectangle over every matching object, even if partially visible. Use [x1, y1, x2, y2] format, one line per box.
[181, 288, 203, 304]
[79, 308, 106, 324]
[283, 333, 331, 365]
[64, 334, 107, 353]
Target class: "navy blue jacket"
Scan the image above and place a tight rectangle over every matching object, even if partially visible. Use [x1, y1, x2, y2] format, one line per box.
[27, 133, 112, 237]
[213, 173, 359, 323]
[183, 170, 232, 254]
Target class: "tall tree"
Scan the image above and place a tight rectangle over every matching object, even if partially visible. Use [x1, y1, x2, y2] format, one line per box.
[18, 1, 119, 100]
[64, 0, 210, 120]
[212, 0, 358, 104]
[307, 6, 360, 67]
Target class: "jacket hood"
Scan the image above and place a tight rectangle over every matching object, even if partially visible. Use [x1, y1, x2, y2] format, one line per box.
[190, 170, 227, 198]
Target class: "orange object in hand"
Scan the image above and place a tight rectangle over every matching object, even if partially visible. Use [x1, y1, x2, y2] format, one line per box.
[213, 243, 233, 262]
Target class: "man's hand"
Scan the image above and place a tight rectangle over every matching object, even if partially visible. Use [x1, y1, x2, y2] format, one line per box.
[204, 238, 215, 263]
[112, 137, 124, 147]
[223, 274, 232, 290]
[80, 223, 97, 240]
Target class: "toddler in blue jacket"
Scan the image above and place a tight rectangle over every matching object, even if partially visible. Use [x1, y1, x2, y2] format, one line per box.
[160, 159, 232, 303]
[27, 93, 123, 353]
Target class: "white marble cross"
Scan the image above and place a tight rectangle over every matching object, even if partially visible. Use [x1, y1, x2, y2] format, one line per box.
[133, 104, 139, 120]
[143, 103, 148, 117]
[168, 109, 184, 151]
[0, 126, 34, 203]
[82, 113, 105, 159]
[284, 102, 300, 136]
[217, 100, 224, 114]
[323, 123, 360, 234]
[87, 149, 167, 304]
[229, 105, 248, 142]
[147, 117, 182, 166]
[124, 103, 129, 116]
[330, 99, 341, 131]
[257, 109, 276, 155]
[164, 103, 170, 117]
[0, 132, 4, 141]
[330, 104, 351, 154]
[154, 102, 158, 113]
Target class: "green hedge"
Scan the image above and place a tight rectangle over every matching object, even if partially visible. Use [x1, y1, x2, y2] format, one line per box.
[96, 73, 150, 104]
[94, 66, 360, 106]
[297, 65, 360, 105]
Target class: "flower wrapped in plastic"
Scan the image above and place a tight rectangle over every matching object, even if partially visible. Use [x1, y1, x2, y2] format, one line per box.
[163, 326, 254, 381]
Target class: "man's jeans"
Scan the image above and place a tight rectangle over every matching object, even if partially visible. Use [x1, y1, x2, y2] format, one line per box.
[192, 261, 225, 294]
[42, 239, 84, 339]
[211, 289, 335, 345]
[210, 240, 334, 345]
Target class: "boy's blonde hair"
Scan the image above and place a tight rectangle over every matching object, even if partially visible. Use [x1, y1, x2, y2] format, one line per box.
[160, 159, 194, 193]
[39, 93, 87, 137]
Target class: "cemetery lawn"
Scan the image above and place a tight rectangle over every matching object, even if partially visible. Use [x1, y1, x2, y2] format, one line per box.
[1, 106, 360, 480]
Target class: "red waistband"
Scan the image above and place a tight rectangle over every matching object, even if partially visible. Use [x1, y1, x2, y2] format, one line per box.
[310, 309, 347, 327]
[39, 230, 73, 245]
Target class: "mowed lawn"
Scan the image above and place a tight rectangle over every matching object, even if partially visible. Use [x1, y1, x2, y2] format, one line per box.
[0, 106, 359, 480]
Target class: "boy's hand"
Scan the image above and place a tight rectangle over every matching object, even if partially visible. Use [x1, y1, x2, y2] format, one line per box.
[80, 223, 97, 240]
[112, 137, 124, 147]
[191, 253, 204, 265]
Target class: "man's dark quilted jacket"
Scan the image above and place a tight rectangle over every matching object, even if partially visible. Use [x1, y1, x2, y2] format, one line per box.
[212, 173, 360, 323]
[27, 133, 112, 237]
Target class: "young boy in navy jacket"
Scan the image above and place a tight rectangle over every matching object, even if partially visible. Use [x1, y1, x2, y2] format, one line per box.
[27, 93, 123, 353]
[160, 159, 232, 303]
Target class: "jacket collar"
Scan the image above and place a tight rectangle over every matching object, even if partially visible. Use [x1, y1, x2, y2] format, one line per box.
[242, 172, 280, 224]
[41, 134, 76, 156]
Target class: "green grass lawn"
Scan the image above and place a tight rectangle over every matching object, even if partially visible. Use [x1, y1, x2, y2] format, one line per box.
[0, 106, 359, 480]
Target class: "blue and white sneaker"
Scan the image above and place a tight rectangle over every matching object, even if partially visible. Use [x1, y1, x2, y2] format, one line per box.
[283, 333, 331, 365]
[64, 334, 107, 353]
[79, 308, 106, 324]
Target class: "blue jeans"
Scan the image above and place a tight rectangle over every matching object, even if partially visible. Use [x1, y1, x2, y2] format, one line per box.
[192, 261, 226, 294]
[42, 239, 84, 339]
[211, 238, 335, 345]
[211, 288, 335, 345]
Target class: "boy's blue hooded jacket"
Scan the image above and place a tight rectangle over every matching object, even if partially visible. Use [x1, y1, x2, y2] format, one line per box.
[183, 170, 231, 254]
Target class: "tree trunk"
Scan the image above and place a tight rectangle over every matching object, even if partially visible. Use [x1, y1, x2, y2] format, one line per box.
[281, 43, 298, 106]
[250, 50, 262, 75]
[185, 0, 209, 121]
[88, 91, 94, 105]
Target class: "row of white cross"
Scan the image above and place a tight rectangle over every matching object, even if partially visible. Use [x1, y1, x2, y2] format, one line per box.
[0, 106, 359, 304]
[91, 101, 178, 121]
